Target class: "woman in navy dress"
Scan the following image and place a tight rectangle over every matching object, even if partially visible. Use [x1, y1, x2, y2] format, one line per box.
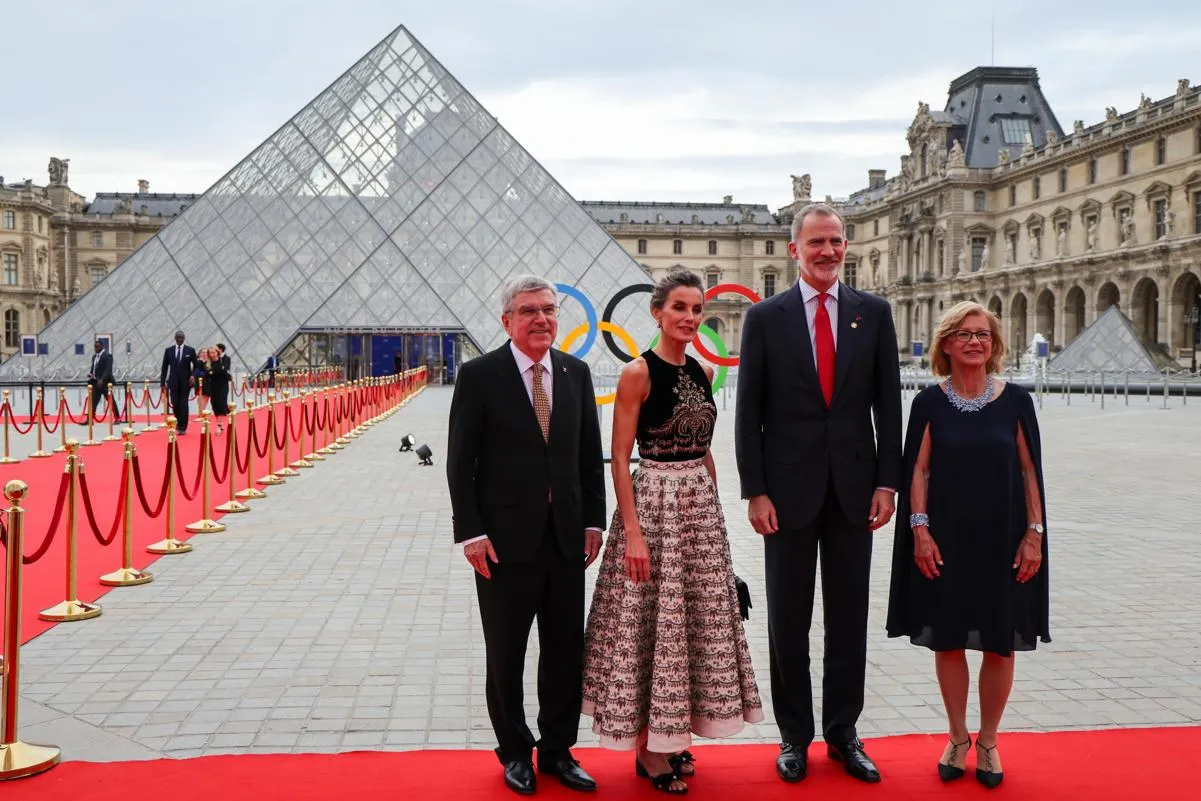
[886, 301, 1049, 789]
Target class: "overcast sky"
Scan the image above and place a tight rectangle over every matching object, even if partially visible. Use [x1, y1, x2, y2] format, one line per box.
[3, 1, 1197, 211]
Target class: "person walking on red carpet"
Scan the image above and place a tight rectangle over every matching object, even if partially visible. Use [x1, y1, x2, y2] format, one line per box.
[447, 275, 606, 796]
[160, 330, 198, 434]
[885, 302, 1050, 789]
[735, 203, 903, 785]
[581, 269, 763, 795]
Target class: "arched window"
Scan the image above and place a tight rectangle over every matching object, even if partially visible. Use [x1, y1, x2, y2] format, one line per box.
[4, 309, 19, 348]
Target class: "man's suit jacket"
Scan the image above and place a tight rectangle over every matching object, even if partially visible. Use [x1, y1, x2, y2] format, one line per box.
[160, 345, 198, 389]
[90, 352, 114, 387]
[447, 343, 606, 563]
[735, 282, 903, 530]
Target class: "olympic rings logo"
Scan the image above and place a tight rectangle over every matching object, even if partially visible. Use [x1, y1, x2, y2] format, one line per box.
[553, 282, 763, 404]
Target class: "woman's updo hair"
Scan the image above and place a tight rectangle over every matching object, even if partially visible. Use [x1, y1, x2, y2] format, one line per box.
[650, 268, 704, 311]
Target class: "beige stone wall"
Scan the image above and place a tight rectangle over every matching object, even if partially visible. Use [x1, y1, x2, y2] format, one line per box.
[842, 84, 1201, 367]
[0, 183, 64, 359]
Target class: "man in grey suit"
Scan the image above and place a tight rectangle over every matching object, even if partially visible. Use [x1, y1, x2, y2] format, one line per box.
[735, 203, 903, 785]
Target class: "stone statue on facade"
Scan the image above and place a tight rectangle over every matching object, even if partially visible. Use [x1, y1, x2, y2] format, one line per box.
[1029, 233, 1041, 261]
[47, 157, 70, 185]
[72, 272, 81, 297]
[790, 173, 812, 203]
[1105, 107, 1119, 123]
[1120, 213, 1136, 246]
[980, 241, 991, 269]
[34, 256, 44, 288]
[116, 197, 132, 214]
[49, 263, 59, 290]
[1163, 208, 1175, 239]
[740, 206, 755, 224]
[947, 139, 965, 168]
[1073, 120, 1085, 135]
[1046, 129, 1059, 145]
[1086, 219, 1098, 251]
[1004, 237, 1015, 265]
[1139, 93, 1152, 112]
[1021, 140, 1036, 158]
[998, 149, 1010, 165]
[956, 247, 967, 275]
[1057, 226, 1067, 257]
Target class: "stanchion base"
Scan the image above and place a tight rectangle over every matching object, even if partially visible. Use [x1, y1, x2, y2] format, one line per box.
[336, 437, 351, 444]
[80, 439, 103, 447]
[185, 518, 227, 534]
[146, 538, 193, 555]
[99, 567, 154, 587]
[27, 451, 53, 458]
[215, 499, 251, 513]
[235, 488, 267, 500]
[257, 474, 285, 486]
[103, 434, 122, 442]
[317, 447, 336, 454]
[275, 467, 300, 477]
[0, 457, 17, 464]
[0, 740, 61, 780]
[38, 599, 102, 622]
[290, 458, 314, 468]
[304, 452, 325, 461]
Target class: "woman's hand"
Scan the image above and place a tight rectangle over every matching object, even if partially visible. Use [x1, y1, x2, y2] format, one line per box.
[1013, 533, 1042, 583]
[913, 527, 942, 579]
[624, 529, 651, 583]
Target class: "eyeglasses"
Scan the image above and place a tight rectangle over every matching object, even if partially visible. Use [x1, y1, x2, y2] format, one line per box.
[953, 329, 993, 343]
[514, 305, 560, 319]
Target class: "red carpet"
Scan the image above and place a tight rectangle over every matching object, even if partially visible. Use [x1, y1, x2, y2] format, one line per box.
[5, 729, 1197, 798]
[0, 394, 364, 644]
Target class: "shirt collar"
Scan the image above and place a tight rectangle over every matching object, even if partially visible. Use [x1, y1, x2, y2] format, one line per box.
[510, 341, 552, 375]
[797, 277, 840, 304]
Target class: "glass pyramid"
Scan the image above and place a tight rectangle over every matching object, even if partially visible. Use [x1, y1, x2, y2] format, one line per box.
[1048, 305, 1178, 375]
[2, 25, 655, 380]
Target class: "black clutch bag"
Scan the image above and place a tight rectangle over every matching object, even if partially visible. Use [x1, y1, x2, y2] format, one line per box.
[734, 575, 752, 621]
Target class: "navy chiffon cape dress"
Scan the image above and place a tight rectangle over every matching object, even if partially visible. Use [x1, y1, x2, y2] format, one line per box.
[885, 382, 1051, 656]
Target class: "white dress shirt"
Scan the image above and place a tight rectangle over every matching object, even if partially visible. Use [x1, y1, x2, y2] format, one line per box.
[796, 278, 840, 367]
[462, 344, 600, 548]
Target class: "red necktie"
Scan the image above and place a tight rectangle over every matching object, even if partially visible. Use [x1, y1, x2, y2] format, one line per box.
[814, 293, 836, 405]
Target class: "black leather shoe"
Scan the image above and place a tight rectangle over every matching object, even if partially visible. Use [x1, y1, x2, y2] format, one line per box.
[827, 738, 881, 783]
[975, 742, 1004, 789]
[539, 754, 597, 792]
[503, 760, 536, 795]
[775, 742, 808, 782]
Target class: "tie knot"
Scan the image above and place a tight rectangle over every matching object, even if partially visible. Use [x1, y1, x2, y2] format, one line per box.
[533, 363, 544, 376]
[818, 292, 831, 303]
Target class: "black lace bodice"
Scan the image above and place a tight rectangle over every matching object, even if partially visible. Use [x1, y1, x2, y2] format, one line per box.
[635, 350, 716, 461]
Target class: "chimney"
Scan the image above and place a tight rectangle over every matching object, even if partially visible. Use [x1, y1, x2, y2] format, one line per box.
[722, 195, 733, 204]
[137, 179, 149, 194]
[868, 169, 886, 190]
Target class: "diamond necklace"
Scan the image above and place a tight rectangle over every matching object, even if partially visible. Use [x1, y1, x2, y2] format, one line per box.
[944, 375, 994, 413]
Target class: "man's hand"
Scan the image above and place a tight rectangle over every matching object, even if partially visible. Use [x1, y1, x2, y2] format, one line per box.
[464, 537, 499, 579]
[748, 495, 778, 535]
[868, 488, 895, 530]
[584, 529, 602, 568]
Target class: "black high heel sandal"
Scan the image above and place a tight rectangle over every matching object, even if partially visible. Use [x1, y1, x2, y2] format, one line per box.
[636, 758, 688, 795]
[668, 750, 695, 776]
[975, 741, 1004, 789]
[937, 737, 971, 781]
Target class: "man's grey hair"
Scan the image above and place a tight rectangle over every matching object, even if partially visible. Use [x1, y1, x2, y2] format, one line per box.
[790, 202, 846, 243]
[501, 275, 556, 313]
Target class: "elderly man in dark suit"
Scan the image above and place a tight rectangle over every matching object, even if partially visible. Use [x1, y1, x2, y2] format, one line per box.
[160, 330, 198, 434]
[447, 275, 606, 796]
[87, 340, 114, 420]
[736, 203, 903, 785]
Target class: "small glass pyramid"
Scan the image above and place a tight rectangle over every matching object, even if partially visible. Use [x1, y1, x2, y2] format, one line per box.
[4, 25, 655, 380]
[1048, 305, 1178, 375]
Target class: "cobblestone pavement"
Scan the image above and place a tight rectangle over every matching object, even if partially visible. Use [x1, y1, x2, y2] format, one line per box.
[14, 383, 1201, 761]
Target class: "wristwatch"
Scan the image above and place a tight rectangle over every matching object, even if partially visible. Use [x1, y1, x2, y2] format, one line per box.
[1027, 523, 1044, 535]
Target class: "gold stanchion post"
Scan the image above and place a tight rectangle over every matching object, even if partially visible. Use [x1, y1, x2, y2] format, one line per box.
[257, 393, 285, 486]
[185, 412, 225, 533]
[335, 384, 352, 445]
[1, 480, 62, 780]
[82, 385, 100, 446]
[103, 386, 120, 441]
[215, 405, 250, 513]
[52, 390, 67, 454]
[28, 389, 51, 459]
[291, 390, 314, 468]
[274, 391, 299, 477]
[139, 382, 154, 434]
[145, 417, 193, 555]
[99, 431, 153, 587]
[0, 391, 16, 464]
[38, 441, 102, 621]
[317, 389, 336, 455]
[235, 402, 267, 500]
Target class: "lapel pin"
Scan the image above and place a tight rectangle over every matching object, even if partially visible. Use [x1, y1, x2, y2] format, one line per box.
[850, 322, 858, 329]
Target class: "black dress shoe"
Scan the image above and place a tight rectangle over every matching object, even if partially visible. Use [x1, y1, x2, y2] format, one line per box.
[539, 754, 597, 792]
[938, 737, 971, 782]
[503, 760, 536, 795]
[975, 742, 1004, 789]
[827, 738, 881, 783]
[775, 742, 808, 782]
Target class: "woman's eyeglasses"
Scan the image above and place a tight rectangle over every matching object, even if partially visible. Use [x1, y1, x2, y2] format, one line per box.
[953, 329, 993, 343]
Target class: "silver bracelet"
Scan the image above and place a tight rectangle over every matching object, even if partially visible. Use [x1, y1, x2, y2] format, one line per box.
[909, 512, 930, 529]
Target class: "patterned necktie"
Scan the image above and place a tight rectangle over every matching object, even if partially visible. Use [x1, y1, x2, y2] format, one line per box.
[532, 363, 551, 441]
[814, 293, 836, 405]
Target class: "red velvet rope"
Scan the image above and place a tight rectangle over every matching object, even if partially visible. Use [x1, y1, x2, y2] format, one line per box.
[250, 415, 269, 459]
[173, 439, 203, 502]
[209, 427, 232, 484]
[3, 401, 37, 435]
[78, 466, 125, 547]
[235, 421, 253, 473]
[64, 396, 91, 425]
[19, 471, 71, 565]
[286, 401, 303, 441]
[131, 453, 171, 518]
[272, 407, 288, 450]
[41, 400, 64, 434]
[302, 399, 316, 436]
